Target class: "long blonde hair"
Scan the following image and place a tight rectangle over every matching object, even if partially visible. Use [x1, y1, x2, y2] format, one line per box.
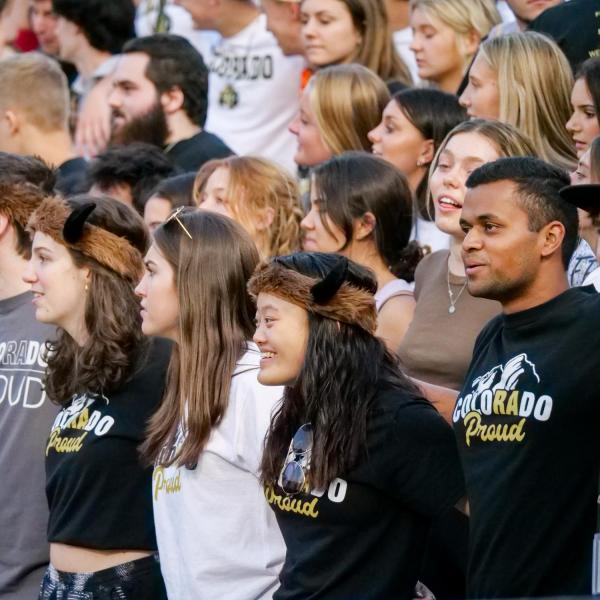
[410, 0, 500, 73]
[478, 32, 576, 171]
[194, 156, 302, 258]
[309, 64, 390, 155]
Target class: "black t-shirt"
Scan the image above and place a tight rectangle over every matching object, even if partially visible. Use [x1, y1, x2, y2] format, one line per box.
[453, 287, 600, 598]
[529, 0, 600, 72]
[165, 130, 234, 173]
[268, 383, 465, 600]
[46, 337, 171, 550]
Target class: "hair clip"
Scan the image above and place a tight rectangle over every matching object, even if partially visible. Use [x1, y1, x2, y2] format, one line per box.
[165, 206, 192, 240]
[310, 256, 349, 304]
[63, 203, 96, 244]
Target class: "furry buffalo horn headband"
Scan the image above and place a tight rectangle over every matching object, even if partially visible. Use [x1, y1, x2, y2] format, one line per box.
[0, 180, 48, 228]
[248, 256, 377, 334]
[27, 196, 144, 283]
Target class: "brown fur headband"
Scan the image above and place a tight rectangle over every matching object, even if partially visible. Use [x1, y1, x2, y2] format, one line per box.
[0, 181, 48, 228]
[248, 260, 377, 334]
[27, 196, 143, 282]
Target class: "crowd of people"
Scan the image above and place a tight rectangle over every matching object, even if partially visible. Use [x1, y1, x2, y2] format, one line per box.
[1, 0, 600, 598]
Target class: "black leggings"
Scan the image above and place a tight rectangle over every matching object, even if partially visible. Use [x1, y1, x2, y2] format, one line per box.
[38, 554, 167, 600]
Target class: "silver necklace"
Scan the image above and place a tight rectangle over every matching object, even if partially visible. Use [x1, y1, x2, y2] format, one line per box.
[446, 261, 468, 314]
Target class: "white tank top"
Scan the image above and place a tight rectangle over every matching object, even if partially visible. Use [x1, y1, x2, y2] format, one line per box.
[375, 279, 414, 312]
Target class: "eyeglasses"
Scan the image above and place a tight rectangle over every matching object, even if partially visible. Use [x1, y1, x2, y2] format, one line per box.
[165, 206, 192, 240]
[278, 423, 312, 496]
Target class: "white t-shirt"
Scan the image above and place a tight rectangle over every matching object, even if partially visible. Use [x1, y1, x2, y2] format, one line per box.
[153, 343, 286, 600]
[135, 0, 220, 57]
[205, 14, 304, 172]
[410, 217, 450, 253]
[393, 27, 420, 85]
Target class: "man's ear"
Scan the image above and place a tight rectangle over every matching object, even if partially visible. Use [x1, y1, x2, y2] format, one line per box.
[3, 109, 20, 136]
[160, 87, 185, 115]
[354, 211, 376, 241]
[540, 221, 566, 260]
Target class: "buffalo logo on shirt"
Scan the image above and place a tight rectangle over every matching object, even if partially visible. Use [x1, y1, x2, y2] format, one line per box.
[453, 353, 553, 446]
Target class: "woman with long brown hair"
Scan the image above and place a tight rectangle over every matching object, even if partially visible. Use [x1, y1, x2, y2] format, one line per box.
[135, 209, 285, 598]
[23, 194, 170, 599]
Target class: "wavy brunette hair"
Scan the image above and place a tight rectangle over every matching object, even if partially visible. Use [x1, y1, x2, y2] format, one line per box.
[44, 196, 150, 405]
[141, 210, 260, 468]
[312, 152, 422, 282]
[260, 252, 421, 489]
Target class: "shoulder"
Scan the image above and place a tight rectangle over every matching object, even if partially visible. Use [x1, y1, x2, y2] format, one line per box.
[414, 250, 447, 296]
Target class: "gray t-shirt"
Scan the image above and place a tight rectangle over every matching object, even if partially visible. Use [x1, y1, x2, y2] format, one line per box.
[0, 292, 56, 598]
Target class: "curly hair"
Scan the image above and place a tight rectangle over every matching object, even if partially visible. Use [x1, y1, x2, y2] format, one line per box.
[194, 156, 302, 258]
[259, 252, 421, 489]
[43, 196, 150, 405]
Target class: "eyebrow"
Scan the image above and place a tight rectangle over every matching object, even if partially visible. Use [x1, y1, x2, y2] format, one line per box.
[33, 245, 52, 254]
[474, 213, 502, 222]
[258, 304, 280, 313]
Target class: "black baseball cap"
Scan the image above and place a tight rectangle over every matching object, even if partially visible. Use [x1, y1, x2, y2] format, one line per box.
[559, 184, 600, 212]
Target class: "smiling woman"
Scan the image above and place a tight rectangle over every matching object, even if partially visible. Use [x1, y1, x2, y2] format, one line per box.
[398, 119, 535, 391]
[249, 252, 465, 600]
[22, 194, 170, 599]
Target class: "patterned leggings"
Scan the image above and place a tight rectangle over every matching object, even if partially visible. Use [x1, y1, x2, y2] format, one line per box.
[38, 554, 167, 600]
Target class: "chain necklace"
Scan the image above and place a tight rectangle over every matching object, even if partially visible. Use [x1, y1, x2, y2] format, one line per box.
[446, 261, 468, 314]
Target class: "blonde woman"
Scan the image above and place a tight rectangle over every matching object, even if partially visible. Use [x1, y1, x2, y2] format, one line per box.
[194, 156, 303, 258]
[289, 63, 390, 168]
[300, 0, 412, 84]
[398, 119, 536, 395]
[460, 32, 577, 171]
[409, 0, 500, 93]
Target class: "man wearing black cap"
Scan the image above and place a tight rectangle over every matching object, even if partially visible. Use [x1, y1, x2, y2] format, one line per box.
[453, 156, 600, 598]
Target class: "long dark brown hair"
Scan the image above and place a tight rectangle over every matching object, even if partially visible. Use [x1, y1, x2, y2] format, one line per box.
[44, 196, 150, 404]
[312, 152, 423, 282]
[260, 252, 421, 489]
[140, 210, 260, 468]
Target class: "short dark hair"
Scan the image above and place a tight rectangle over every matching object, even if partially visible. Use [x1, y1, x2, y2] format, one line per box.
[123, 34, 209, 127]
[466, 157, 577, 267]
[0, 153, 56, 258]
[148, 173, 196, 209]
[52, 0, 136, 54]
[88, 143, 178, 214]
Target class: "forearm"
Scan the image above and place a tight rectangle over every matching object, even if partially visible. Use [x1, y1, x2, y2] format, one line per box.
[411, 378, 458, 425]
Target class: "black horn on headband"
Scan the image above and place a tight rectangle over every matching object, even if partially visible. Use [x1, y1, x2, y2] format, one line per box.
[310, 256, 349, 304]
[63, 202, 96, 244]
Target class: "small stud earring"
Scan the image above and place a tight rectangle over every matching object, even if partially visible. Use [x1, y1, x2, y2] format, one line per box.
[417, 160, 423, 167]
[85, 281, 89, 293]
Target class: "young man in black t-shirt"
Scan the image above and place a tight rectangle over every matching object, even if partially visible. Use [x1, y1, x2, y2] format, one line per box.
[454, 157, 600, 597]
